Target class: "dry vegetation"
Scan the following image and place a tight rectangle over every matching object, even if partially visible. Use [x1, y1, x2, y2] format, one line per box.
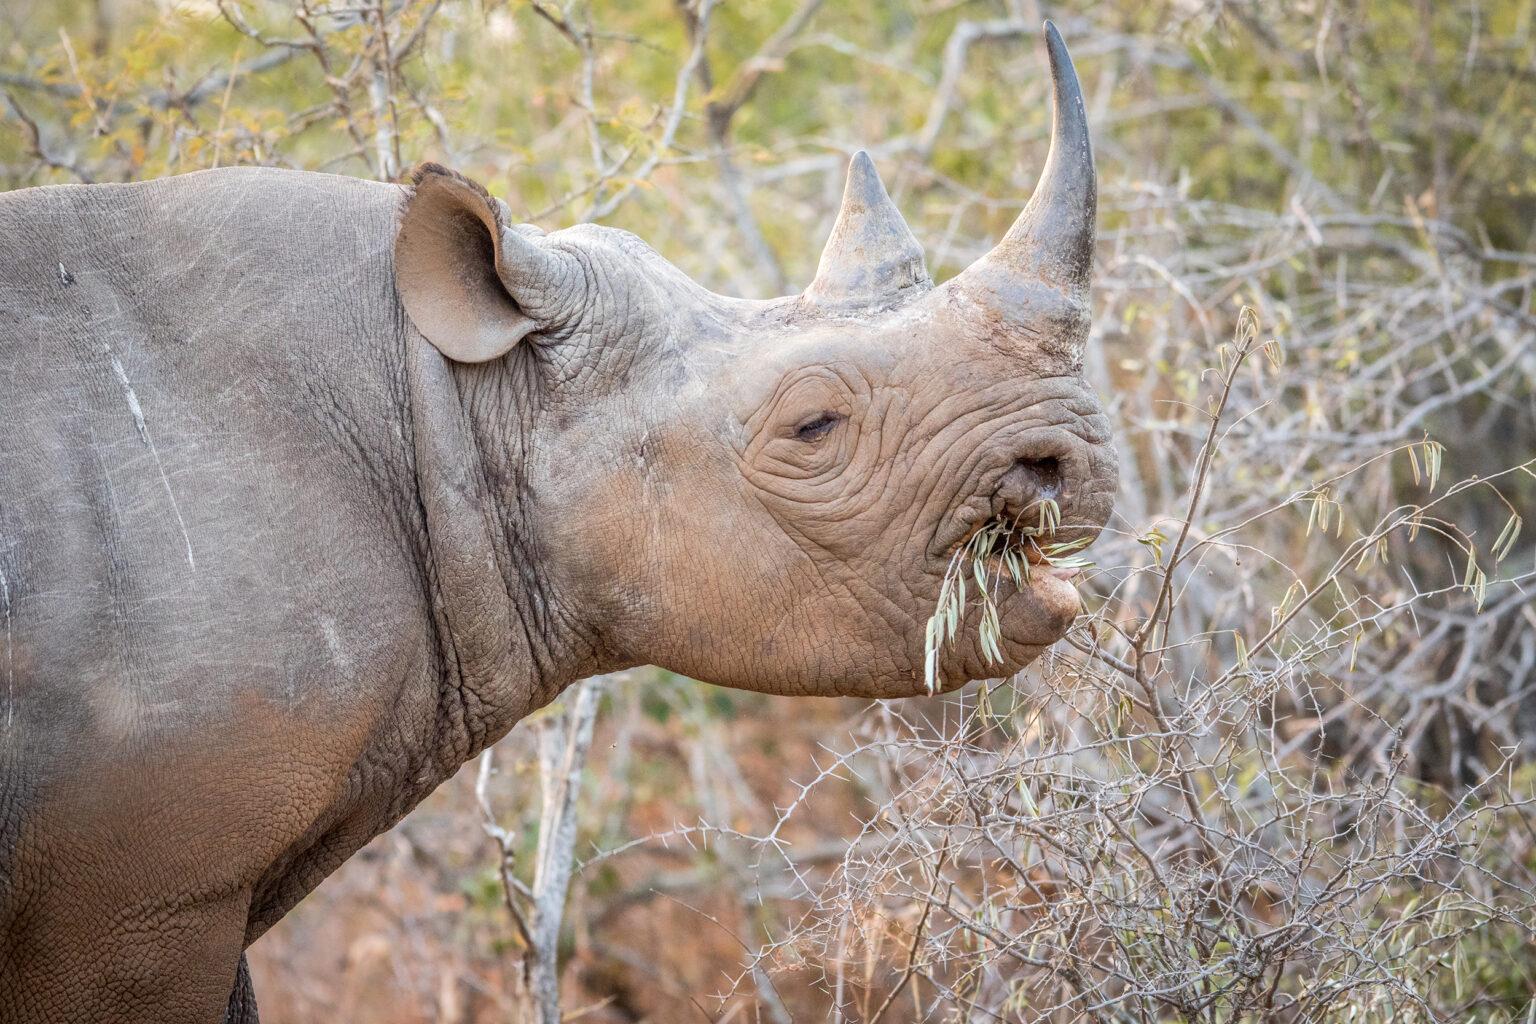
[4, 0, 1535, 1020]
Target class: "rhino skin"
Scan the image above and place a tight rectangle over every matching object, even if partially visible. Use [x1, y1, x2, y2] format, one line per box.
[0, 23, 1116, 1024]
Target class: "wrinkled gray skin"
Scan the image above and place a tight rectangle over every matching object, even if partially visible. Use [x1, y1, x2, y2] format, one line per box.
[0, 24, 1115, 1024]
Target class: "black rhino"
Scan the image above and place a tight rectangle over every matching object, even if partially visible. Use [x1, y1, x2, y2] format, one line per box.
[0, 23, 1115, 1023]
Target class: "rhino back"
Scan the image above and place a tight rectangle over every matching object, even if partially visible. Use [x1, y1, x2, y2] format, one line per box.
[0, 169, 448, 957]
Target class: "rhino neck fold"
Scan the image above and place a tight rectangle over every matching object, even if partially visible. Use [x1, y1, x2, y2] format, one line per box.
[405, 336, 588, 762]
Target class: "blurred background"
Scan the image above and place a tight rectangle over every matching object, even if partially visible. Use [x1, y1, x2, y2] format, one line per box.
[3, 1, 1535, 1020]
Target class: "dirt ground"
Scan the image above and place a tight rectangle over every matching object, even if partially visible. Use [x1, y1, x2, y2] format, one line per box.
[246, 686, 899, 1023]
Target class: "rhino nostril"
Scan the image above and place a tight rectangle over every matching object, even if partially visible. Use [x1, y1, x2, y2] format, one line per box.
[988, 456, 1070, 532]
[1015, 457, 1062, 501]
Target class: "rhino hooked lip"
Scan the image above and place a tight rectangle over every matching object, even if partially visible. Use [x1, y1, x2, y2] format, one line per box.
[924, 551, 1086, 693]
[918, 433, 1109, 691]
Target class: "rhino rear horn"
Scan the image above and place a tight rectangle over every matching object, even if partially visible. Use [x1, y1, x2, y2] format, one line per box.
[951, 22, 1096, 342]
[803, 151, 932, 311]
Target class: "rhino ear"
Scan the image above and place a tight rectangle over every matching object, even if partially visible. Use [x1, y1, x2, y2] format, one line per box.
[395, 163, 558, 363]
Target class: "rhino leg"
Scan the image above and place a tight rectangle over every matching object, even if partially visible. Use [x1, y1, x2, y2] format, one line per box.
[0, 877, 252, 1023]
[223, 953, 259, 1024]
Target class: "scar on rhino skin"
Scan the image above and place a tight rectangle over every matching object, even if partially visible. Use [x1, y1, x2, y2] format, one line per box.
[0, 546, 10, 732]
[105, 345, 197, 572]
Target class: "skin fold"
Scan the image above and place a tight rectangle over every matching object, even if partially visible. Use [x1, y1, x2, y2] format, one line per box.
[0, 22, 1115, 1023]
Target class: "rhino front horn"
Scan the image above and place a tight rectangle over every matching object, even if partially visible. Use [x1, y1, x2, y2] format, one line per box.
[804, 151, 932, 311]
[954, 22, 1096, 340]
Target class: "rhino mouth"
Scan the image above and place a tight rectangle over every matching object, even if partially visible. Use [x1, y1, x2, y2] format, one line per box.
[921, 500, 1091, 690]
[959, 515, 1071, 573]
[916, 445, 1105, 689]
[944, 510, 1088, 600]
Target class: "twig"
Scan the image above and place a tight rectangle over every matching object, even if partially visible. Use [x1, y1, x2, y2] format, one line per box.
[2, 91, 94, 182]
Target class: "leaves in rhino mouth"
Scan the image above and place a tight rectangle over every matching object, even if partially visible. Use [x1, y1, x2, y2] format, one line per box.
[922, 498, 1094, 694]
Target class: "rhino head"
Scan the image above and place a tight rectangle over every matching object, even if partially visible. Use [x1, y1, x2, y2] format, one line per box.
[392, 24, 1116, 699]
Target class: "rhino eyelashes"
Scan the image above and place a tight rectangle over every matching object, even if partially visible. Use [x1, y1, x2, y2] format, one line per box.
[794, 412, 844, 442]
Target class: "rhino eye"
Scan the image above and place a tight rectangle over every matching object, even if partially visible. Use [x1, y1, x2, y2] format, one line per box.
[794, 412, 843, 442]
